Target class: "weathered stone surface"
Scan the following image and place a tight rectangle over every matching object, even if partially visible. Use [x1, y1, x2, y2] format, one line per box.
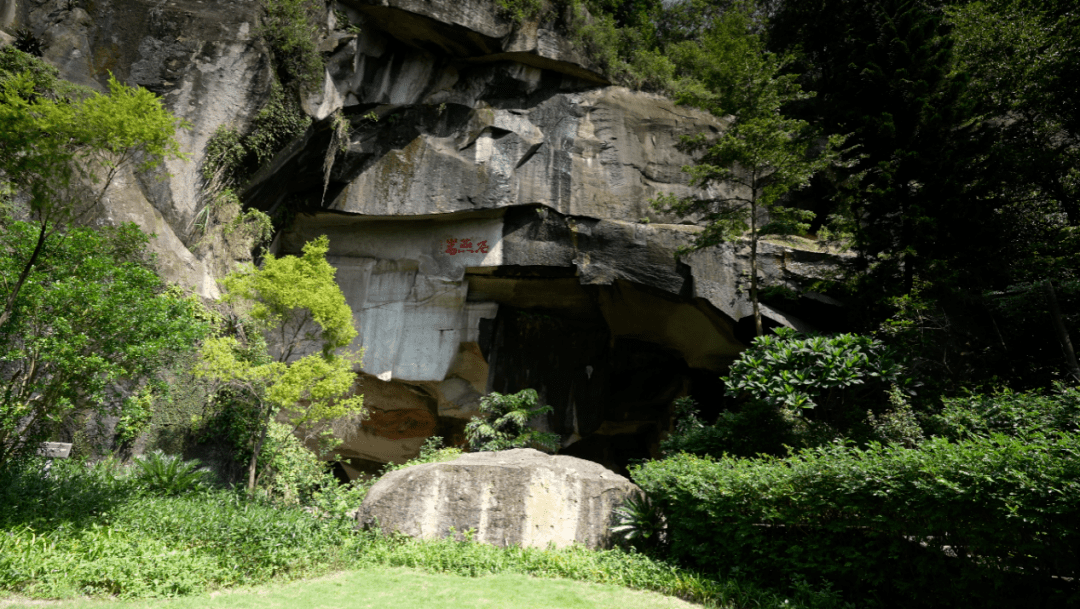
[11, 0, 274, 297]
[11, 0, 848, 471]
[279, 206, 840, 471]
[252, 87, 724, 225]
[357, 448, 638, 549]
[342, 0, 605, 83]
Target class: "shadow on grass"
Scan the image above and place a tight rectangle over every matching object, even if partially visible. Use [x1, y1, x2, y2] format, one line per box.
[0, 458, 138, 532]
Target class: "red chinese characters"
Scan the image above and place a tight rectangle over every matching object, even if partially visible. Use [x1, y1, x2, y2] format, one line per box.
[444, 238, 490, 255]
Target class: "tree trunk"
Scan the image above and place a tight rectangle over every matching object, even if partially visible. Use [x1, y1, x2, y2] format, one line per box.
[0, 220, 48, 329]
[750, 200, 763, 337]
[247, 405, 271, 494]
[1044, 280, 1080, 383]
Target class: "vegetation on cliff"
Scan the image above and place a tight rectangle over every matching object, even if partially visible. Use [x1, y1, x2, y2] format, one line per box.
[3, 1, 1079, 607]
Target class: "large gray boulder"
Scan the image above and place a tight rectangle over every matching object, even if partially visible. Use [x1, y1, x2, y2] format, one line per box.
[357, 448, 638, 549]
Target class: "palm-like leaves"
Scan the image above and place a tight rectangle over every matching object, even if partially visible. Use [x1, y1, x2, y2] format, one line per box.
[131, 451, 212, 495]
[611, 492, 667, 552]
[465, 389, 560, 452]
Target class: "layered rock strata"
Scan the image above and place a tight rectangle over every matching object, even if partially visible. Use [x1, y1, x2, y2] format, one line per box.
[4, 0, 845, 472]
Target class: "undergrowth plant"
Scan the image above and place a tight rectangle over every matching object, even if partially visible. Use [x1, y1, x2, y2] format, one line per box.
[634, 433, 1080, 608]
[465, 389, 559, 452]
[610, 492, 667, 554]
[131, 451, 214, 496]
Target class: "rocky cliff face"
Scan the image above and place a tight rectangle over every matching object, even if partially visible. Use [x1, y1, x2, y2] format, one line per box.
[2, 0, 843, 473]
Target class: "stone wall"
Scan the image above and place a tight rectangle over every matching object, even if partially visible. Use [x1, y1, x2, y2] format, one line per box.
[4, 0, 846, 473]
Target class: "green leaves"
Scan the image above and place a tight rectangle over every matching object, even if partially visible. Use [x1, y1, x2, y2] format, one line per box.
[724, 328, 906, 412]
[222, 235, 356, 358]
[1, 48, 186, 216]
[465, 389, 560, 453]
[634, 432, 1080, 606]
[132, 451, 213, 496]
[0, 223, 208, 467]
[198, 236, 363, 492]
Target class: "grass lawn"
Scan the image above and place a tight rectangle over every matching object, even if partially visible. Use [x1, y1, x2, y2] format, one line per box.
[0, 567, 701, 609]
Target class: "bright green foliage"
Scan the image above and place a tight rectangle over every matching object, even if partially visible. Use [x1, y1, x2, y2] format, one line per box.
[196, 236, 363, 493]
[202, 81, 311, 189]
[724, 328, 906, 412]
[0, 458, 846, 608]
[721, 328, 912, 448]
[633, 435, 1080, 608]
[465, 389, 560, 452]
[259, 0, 325, 91]
[0, 47, 185, 215]
[221, 235, 356, 357]
[662, 331, 915, 459]
[132, 451, 214, 496]
[0, 223, 207, 468]
[494, 0, 544, 23]
[0, 458, 360, 598]
[250, 421, 335, 505]
[930, 383, 1080, 442]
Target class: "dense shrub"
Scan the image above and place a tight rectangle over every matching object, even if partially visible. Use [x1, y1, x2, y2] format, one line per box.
[131, 451, 214, 496]
[929, 383, 1080, 441]
[664, 330, 919, 459]
[633, 435, 1080, 608]
[661, 396, 802, 458]
[0, 456, 851, 608]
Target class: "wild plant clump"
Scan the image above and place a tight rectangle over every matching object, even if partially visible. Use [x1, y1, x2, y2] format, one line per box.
[464, 389, 560, 452]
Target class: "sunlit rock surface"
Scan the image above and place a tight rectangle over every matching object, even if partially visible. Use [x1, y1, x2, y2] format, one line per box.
[5, 0, 846, 472]
[358, 448, 638, 549]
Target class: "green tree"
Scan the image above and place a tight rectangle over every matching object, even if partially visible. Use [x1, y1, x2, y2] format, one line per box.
[653, 3, 846, 336]
[0, 222, 206, 468]
[196, 236, 364, 494]
[465, 389, 560, 452]
[767, 0, 1080, 389]
[0, 47, 185, 329]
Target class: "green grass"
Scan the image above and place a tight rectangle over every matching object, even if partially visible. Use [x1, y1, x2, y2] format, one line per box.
[0, 458, 849, 609]
[0, 568, 702, 609]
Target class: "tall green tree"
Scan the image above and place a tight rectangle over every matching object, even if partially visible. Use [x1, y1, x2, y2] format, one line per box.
[767, 0, 1080, 387]
[196, 236, 364, 494]
[0, 47, 185, 329]
[0, 223, 206, 468]
[654, 3, 846, 336]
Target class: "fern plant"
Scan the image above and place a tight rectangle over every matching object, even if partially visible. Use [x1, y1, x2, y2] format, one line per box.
[465, 389, 560, 452]
[132, 451, 213, 496]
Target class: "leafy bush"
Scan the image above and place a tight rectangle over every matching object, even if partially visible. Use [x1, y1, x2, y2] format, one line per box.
[132, 451, 214, 496]
[259, 0, 324, 91]
[633, 435, 1080, 608]
[662, 396, 807, 458]
[465, 389, 560, 452]
[202, 81, 310, 190]
[0, 222, 208, 468]
[725, 328, 907, 413]
[663, 331, 918, 459]
[0, 457, 854, 608]
[929, 383, 1080, 441]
